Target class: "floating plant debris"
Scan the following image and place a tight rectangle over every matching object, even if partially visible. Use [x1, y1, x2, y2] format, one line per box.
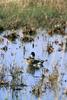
[63, 88, 67, 96]
[1, 46, 8, 52]
[4, 31, 18, 42]
[49, 67, 59, 92]
[0, 36, 4, 43]
[9, 65, 26, 90]
[0, 65, 6, 81]
[47, 44, 54, 54]
[0, 80, 9, 87]
[22, 35, 34, 42]
[48, 30, 53, 36]
[32, 68, 50, 97]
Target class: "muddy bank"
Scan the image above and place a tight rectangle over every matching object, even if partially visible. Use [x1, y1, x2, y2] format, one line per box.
[0, 20, 67, 41]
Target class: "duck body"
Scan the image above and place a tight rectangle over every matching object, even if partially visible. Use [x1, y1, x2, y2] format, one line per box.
[27, 57, 44, 69]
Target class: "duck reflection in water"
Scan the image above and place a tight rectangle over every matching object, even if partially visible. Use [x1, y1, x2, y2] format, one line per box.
[27, 64, 36, 75]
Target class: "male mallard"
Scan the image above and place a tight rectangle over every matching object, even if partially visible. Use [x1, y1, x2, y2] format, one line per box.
[27, 52, 44, 69]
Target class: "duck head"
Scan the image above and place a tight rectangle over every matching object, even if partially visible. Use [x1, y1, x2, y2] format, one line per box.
[31, 52, 35, 58]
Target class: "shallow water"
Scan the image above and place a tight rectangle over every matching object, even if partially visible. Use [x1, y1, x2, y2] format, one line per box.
[0, 29, 67, 100]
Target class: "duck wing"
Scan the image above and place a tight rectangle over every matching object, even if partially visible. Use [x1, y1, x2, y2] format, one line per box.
[32, 60, 40, 64]
[32, 60, 44, 64]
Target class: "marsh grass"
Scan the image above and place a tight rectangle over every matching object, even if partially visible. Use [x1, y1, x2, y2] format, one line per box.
[0, 0, 67, 32]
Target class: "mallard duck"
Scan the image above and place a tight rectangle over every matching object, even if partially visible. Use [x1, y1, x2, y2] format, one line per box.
[27, 52, 44, 69]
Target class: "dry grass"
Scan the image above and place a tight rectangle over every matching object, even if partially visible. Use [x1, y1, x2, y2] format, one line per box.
[0, 0, 66, 10]
[0, 0, 67, 31]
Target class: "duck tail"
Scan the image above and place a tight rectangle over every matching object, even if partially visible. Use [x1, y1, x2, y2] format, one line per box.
[41, 60, 44, 63]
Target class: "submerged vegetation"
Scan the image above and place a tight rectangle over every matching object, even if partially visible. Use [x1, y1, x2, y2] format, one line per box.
[0, 0, 67, 34]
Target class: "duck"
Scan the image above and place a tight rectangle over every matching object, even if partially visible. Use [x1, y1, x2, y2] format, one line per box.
[26, 52, 44, 69]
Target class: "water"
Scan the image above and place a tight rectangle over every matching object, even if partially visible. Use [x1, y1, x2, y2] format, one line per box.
[0, 29, 67, 100]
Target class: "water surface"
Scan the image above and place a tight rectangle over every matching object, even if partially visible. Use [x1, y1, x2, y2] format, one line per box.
[0, 29, 67, 100]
